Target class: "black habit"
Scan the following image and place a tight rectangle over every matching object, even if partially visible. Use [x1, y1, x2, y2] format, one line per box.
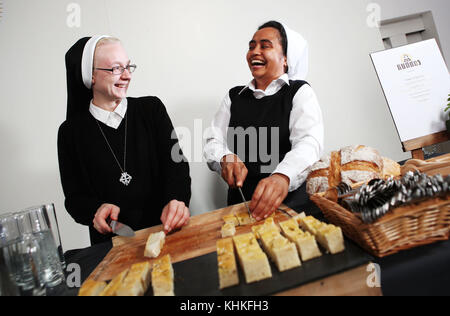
[58, 96, 191, 245]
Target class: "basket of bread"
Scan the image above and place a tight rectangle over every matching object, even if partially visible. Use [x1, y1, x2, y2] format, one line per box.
[308, 145, 450, 258]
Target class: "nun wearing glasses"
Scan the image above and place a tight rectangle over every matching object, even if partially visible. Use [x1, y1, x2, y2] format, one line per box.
[58, 36, 191, 245]
[204, 21, 324, 221]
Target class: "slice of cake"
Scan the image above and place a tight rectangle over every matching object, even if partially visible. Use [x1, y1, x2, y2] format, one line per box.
[222, 213, 239, 227]
[221, 222, 236, 238]
[78, 279, 107, 296]
[217, 238, 239, 289]
[151, 254, 175, 296]
[144, 231, 166, 258]
[279, 219, 322, 262]
[298, 216, 345, 255]
[116, 261, 152, 296]
[233, 233, 272, 284]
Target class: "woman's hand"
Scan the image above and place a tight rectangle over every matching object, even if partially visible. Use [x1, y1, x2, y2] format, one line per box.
[161, 200, 190, 234]
[220, 154, 248, 188]
[93, 203, 120, 235]
[249, 174, 290, 221]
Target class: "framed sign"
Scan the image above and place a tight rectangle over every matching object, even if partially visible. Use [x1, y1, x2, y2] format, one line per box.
[371, 39, 450, 158]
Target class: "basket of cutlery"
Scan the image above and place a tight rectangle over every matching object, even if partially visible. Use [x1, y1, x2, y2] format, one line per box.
[310, 172, 450, 257]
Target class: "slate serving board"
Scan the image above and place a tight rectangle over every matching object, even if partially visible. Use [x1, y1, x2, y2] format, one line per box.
[146, 238, 373, 296]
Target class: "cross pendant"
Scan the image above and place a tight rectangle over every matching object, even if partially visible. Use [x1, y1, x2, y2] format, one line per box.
[120, 172, 132, 186]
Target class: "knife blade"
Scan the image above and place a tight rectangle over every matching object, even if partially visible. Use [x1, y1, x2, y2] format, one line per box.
[238, 187, 253, 219]
[110, 220, 135, 237]
[277, 208, 293, 218]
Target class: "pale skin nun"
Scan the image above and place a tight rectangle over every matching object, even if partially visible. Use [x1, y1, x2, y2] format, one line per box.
[59, 37, 192, 244]
[91, 39, 190, 235]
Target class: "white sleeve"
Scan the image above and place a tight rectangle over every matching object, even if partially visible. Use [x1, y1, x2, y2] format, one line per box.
[272, 84, 324, 192]
[203, 93, 234, 174]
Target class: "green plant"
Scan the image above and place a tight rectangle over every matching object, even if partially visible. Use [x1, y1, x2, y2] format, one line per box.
[445, 94, 450, 115]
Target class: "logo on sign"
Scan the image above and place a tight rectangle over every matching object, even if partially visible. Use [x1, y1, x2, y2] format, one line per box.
[397, 54, 422, 71]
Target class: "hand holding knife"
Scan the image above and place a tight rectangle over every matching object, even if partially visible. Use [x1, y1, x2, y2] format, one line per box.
[238, 187, 253, 219]
[108, 219, 136, 237]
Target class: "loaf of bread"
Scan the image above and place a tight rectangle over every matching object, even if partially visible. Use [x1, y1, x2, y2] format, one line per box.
[222, 213, 239, 227]
[233, 233, 272, 283]
[116, 261, 152, 296]
[382, 157, 401, 178]
[235, 211, 256, 226]
[307, 145, 400, 194]
[151, 254, 175, 296]
[297, 216, 345, 255]
[78, 279, 107, 296]
[279, 218, 322, 262]
[252, 218, 301, 272]
[99, 268, 129, 296]
[217, 238, 239, 289]
[251, 217, 280, 239]
[221, 222, 236, 238]
[144, 231, 165, 258]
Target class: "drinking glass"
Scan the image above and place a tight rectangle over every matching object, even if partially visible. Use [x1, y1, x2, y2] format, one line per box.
[16, 209, 65, 288]
[0, 215, 45, 296]
[0, 218, 20, 296]
[23, 204, 66, 269]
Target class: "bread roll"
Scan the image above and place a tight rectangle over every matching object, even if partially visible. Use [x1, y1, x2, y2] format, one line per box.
[307, 145, 399, 194]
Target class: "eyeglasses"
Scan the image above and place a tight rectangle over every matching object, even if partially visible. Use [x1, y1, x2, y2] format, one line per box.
[95, 64, 137, 75]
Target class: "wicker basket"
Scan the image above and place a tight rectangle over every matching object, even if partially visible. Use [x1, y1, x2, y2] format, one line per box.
[310, 193, 450, 257]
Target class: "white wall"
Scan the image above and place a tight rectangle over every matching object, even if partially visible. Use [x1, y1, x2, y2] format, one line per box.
[1, 0, 448, 251]
[376, 0, 450, 62]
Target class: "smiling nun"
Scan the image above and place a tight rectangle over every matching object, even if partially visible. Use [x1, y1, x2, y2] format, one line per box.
[204, 21, 324, 221]
[58, 36, 191, 245]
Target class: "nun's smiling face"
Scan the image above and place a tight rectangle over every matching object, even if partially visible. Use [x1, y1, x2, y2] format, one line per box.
[92, 42, 131, 109]
[247, 27, 287, 91]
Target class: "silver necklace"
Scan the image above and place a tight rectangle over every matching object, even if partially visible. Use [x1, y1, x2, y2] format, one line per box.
[95, 113, 132, 186]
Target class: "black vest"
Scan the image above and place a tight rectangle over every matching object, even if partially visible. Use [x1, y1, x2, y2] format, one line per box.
[227, 80, 308, 204]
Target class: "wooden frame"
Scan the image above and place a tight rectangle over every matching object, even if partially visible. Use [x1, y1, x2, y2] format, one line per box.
[402, 131, 449, 160]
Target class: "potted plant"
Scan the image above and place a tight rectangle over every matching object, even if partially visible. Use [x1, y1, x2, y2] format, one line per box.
[445, 94, 450, 133]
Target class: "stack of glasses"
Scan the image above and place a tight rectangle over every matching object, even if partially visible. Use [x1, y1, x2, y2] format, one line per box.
[0, 204, 66, 296]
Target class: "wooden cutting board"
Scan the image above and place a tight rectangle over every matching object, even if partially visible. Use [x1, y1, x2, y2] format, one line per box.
[87, 203, 297, 282]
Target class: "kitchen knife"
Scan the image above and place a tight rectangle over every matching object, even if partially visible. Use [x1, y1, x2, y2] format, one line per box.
[277, 208, 294, 218]
[238, 187, 253, 219]
[110, 220, 135, 237]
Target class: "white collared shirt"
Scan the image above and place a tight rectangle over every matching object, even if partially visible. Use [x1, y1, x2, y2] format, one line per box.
[203, 74, 324, 192]
[89, 98, 128, 129]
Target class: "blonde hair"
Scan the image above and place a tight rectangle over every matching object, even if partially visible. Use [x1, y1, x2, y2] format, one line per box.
[96, 37, 121, 48]
[93, 37, 122, 67]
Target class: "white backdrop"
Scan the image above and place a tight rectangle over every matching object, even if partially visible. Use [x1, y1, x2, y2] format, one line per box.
[0, 0, 448, 251]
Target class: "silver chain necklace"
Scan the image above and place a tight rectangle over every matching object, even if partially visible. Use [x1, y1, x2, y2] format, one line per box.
[95, 113, 132, 186]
